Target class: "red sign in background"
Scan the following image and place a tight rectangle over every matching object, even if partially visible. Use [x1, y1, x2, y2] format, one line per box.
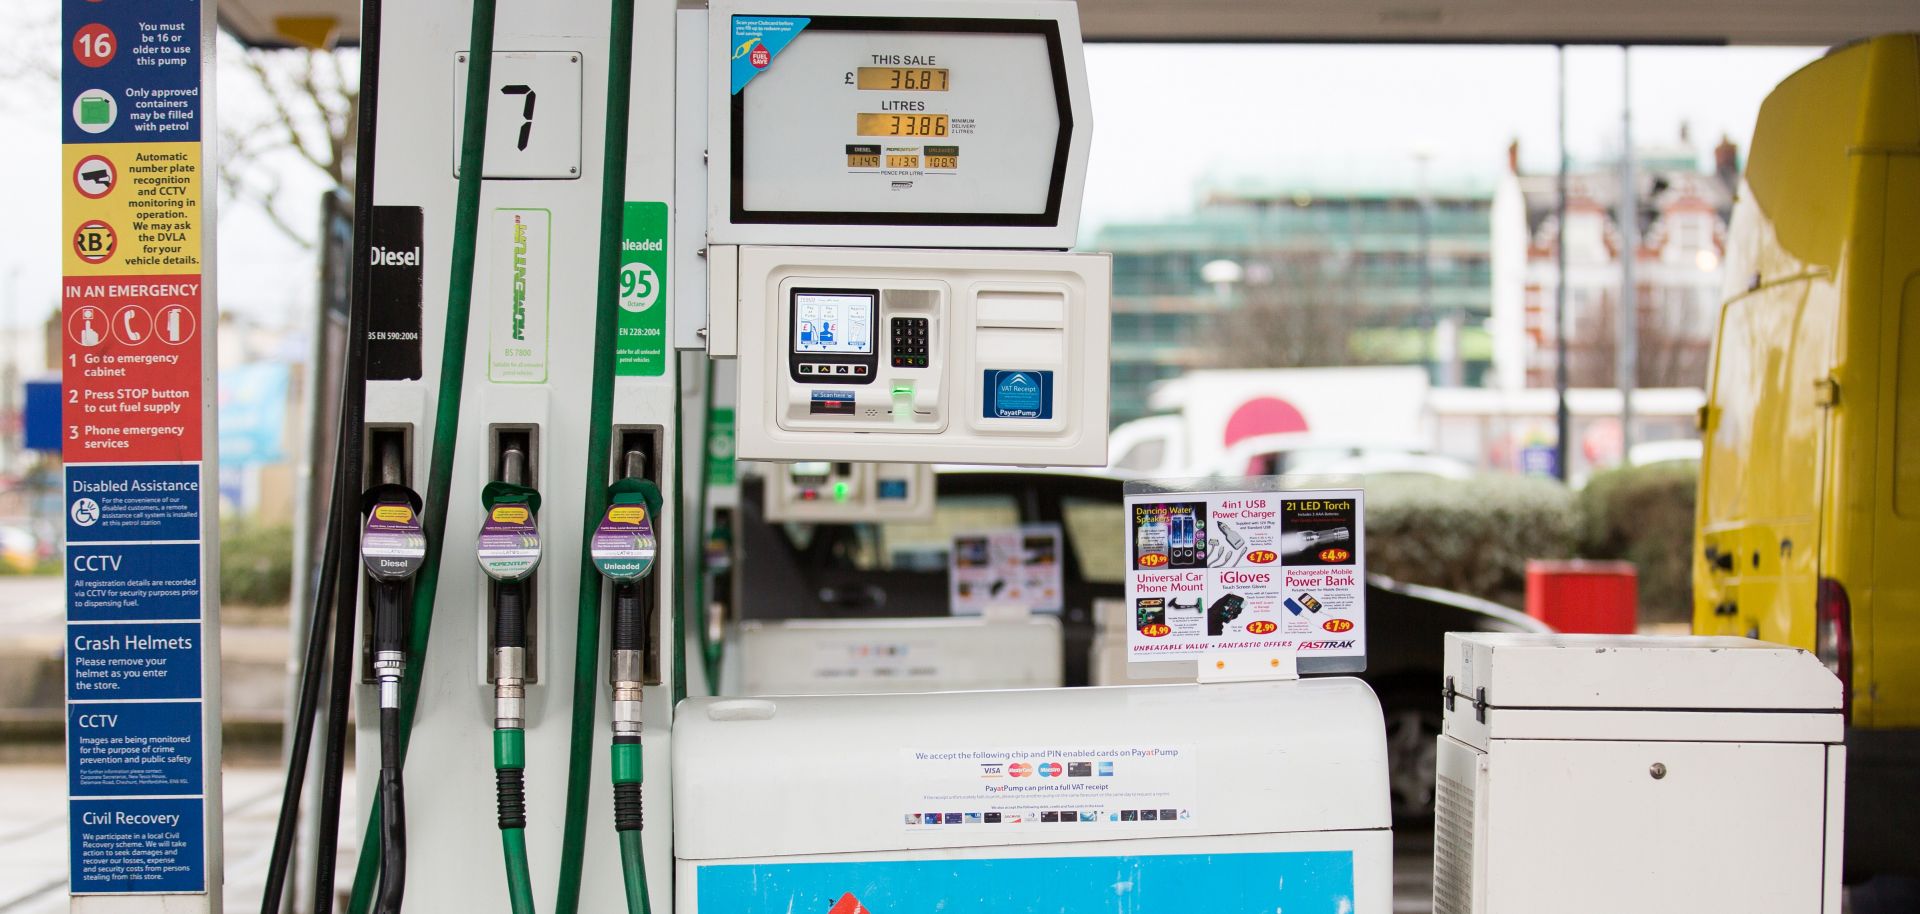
[61, 274, 203, 463]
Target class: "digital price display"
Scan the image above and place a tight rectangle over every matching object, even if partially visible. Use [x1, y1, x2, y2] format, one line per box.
[855, 113, 950, 137]
[856, 67, 949, 91]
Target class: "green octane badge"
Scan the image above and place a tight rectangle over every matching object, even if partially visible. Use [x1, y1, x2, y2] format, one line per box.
[591, 478, 662, 582]
[615, 202, 668, 377]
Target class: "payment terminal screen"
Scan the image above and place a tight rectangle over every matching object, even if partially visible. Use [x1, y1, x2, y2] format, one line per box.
[794, 292, 874, 355]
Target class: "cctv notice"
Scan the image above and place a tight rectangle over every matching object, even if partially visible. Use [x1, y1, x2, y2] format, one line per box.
[1123, 487, 1365, 664]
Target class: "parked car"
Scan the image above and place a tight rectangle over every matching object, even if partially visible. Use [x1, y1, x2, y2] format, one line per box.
[732, 466, 1550, 821]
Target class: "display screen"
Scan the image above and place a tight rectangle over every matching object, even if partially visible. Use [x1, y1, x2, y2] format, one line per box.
[794, 292, 874, 354]
[856, 67, 950, 91]
[856, 113, 950, 137]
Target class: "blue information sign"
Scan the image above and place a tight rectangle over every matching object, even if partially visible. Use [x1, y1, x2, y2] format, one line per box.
[67, 622, 203, 701]
[67, 542, 202, 622]
[66, 463, 203, 544]
[68, 700, 204, 797]
[69, 798, 205, 893]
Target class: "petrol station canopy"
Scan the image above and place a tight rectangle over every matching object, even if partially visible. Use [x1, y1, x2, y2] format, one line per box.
[221, 0, 1920, 48]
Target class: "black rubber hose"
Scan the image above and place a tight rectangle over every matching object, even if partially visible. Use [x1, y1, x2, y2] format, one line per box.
[612, 582, 644, 653]
[373, 581, 406, 656]
[613, 775, 643, 833]
[496, 765, 528, 830]
[257, 372, 351, 914]
[375, 706, 407, 914]
[311, 1, 383, 908]
[495, 581, 527, 650]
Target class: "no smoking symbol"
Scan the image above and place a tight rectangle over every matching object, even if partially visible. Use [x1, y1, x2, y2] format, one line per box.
[73, 220, 117, 265]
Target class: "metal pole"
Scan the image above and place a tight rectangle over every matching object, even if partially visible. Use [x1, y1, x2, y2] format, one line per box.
[1617, 46, 1638, 462]
[1554, 47, 1571, 483]
[1415, 149, 1437, 385]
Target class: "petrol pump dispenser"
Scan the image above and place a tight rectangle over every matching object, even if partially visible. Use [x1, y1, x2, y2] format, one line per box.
[693, 0, 1113, 466]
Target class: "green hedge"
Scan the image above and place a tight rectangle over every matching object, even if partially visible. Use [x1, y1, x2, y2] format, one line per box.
[1365, 475, 1581, 608]
[220, 519, 294, 607]
[1363, 464, 1699, 624]
[1577, 462, 1699, 624]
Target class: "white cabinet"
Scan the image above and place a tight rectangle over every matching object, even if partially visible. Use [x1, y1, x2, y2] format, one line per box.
[1437, 633, 1845, 914]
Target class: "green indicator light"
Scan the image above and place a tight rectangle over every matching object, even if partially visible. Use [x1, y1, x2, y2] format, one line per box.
[833, 482, 850, 502]
[892, 386, 913, 397]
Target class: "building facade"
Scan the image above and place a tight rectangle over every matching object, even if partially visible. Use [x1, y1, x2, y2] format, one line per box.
[1095, 180, 1494, 423]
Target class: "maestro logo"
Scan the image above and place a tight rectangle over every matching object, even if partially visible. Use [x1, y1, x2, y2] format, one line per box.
[1037, 762, 1063, 778]
[1323, 619, 1355, 633]
[1140, 623, 1171, 638]
[1246, 550, 1278, 564]
[1318, 547, 1352, 563]
[1008, 762, 1033, 778]
[1245, 620, 1279, 635]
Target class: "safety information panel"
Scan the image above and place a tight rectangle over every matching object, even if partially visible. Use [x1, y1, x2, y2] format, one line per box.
[1123, 488, 1365, 666]
[901, 745, 1195, 833]
[61, 0, 215, 896]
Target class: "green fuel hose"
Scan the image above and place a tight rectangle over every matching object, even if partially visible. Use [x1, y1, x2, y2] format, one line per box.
[343, 1, 499, 911]
[556, 1, 639, 912]
[692, 357, 719, 695]
[494, 729, 537, 914]
[614, 739, 650, 914]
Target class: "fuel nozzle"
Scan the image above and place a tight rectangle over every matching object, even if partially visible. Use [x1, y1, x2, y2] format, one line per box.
[478, 443, 542, 731]
[357, 439, 423, 914]
[590, 448, 662, 836]
[360, 444, 425, 710]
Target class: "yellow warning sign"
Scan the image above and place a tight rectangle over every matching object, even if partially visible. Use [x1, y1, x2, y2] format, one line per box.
[62, 142, 202, 275]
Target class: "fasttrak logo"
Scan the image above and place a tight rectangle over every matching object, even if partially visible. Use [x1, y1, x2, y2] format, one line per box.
[510, 216, 528, 341]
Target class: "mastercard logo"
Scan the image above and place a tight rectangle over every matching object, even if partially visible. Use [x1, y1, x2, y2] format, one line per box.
[1318, 547, 1352, 563]
[1138, 553, 1169, 568]
[1009, 763, 1033, 777]
[1246, 550, 1278, 564]
[1323, 619, 1355, 633]
[1140, 623, 1171, 638]
[1246, 620, 1278, 635]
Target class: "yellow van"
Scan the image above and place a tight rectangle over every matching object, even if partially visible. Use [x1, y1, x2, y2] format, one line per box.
[1694, 34, 1919, 880]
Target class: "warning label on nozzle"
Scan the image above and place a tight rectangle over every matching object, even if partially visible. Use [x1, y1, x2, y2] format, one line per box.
[1123, 487, 1365, 666]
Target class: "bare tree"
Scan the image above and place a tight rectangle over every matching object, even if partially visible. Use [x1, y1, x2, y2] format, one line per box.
[217, 35, 360, 249]
[1569, 288, 1712, 387]
[1213, 254, 1377, 369]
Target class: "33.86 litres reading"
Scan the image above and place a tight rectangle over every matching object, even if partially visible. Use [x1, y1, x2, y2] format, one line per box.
[855, 113, 950, 137]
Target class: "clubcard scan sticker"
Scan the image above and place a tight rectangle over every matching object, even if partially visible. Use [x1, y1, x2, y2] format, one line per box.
[1123, 487, 1364, 668]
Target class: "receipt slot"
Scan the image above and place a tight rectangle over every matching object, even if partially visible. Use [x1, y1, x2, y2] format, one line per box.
[721, 244, 1110, 465]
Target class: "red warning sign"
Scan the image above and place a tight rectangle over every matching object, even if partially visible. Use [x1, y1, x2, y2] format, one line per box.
[827, 893, 870, 914]
[61, 274, 204, 462]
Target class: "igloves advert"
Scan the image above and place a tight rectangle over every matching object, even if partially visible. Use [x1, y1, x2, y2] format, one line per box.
[1123, 488, 1364, 665]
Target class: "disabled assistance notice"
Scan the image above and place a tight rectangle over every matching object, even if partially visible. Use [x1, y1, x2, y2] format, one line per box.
[1123, 488, 1365, 665]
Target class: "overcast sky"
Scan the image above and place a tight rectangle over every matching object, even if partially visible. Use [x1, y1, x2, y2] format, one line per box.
[0, 0, 1822, 375]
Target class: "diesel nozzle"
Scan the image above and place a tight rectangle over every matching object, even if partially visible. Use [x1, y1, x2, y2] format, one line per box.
[358, 439, 425, 914]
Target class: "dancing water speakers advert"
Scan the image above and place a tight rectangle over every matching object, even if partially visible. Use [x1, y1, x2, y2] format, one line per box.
[1123, 487, 1365, 668]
